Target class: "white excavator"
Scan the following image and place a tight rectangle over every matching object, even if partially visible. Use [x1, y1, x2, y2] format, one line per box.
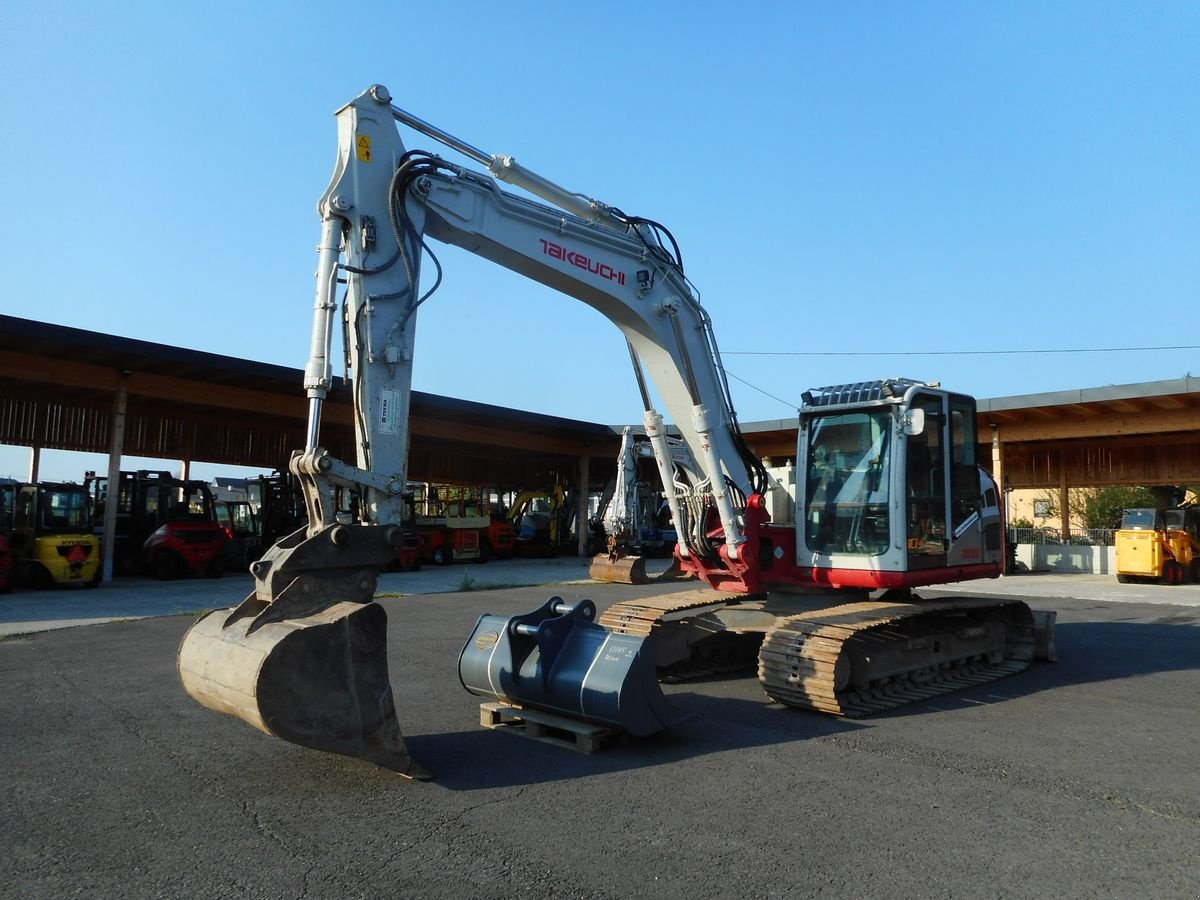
[178, 86, 1050, 779]
[588, 425, 693, 584]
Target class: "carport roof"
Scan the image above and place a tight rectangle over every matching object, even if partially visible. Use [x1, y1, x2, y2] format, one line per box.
[0, 314, 614, 443]
[8, 314, 1199, 476]
[978, 376, 1200, 417]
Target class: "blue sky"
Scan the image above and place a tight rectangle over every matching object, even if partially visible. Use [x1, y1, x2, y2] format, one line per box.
[1, 2, 1197, 481]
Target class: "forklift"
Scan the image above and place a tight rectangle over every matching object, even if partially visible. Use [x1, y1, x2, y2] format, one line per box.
[8, 482, 101, 588]
[1115, 505, 1200, 584]
[87, 470, 227, 579]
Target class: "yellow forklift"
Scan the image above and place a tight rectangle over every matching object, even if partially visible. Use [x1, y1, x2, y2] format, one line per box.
[1115, 506, 1200, 584]
[8, 482, 101, 588]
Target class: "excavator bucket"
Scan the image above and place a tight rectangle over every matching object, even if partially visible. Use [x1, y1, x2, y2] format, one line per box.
[589, 553, 648, 584]
[588, 553, 683, 585]
[459, 596, 683, 737]
[178, 595, 431, 779]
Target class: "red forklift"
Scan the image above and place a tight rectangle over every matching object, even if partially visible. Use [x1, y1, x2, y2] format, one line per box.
[87, 470, 227, 579]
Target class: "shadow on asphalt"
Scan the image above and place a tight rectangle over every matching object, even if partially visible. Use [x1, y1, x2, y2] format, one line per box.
[10, 590, 1198, 792]
[873, 618, 1200, 720]
[406, 688, 867, 790]
[441, 617, 1197, 784]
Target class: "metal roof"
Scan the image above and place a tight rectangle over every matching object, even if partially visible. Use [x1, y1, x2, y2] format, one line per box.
[0, 315, 613, 441]
[0, 315, 617, 486]
[5, 313, 1200, 489]
[978, 376, 1200, 416]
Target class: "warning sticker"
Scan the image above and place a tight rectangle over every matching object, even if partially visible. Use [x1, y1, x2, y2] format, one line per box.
[379, 389, 401, 434]
[357, 134, 372, 163]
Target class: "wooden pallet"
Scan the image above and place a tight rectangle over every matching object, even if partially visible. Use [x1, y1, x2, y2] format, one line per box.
[478, 702, 625, 755]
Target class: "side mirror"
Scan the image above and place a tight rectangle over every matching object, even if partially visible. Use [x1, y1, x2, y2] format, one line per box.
[903, 407, 926, 436]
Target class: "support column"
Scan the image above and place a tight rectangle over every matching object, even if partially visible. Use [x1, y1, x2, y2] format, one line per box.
[1058, 452, 1071, 541]
[991, 424, 1010, 575]
[27, 401, 41, 482]
[577, 452, 591, 557]
[989, 424, 1003, 500]
[180, 460, 191, 481]
[101, 374, 129, 584]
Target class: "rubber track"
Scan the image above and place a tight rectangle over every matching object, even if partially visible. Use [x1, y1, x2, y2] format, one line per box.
[598, 589, 749, 637]
[599, 590, 762, 680]
[602, 593, 1035, 717]
[758, 598, 1035, 717]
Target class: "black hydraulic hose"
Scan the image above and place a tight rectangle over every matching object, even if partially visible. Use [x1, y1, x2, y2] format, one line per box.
[607, 206, 684, 275]
[339, 151, 434, 277]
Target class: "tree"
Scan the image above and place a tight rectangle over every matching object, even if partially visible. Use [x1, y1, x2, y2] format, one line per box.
[1080, 486, 1161, 529]
[1035, 485, 1183, 530]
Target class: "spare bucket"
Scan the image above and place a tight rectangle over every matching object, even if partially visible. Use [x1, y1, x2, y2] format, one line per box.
[588, 553, 649, 584]
[588, 554, 684, 585]
[458, 596, 682, 736]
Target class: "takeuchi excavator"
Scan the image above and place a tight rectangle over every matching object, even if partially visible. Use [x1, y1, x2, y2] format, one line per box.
[178, 86, 1051, 779]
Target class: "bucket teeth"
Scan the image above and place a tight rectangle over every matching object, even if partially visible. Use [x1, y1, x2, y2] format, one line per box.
[178, 599, 430, 780]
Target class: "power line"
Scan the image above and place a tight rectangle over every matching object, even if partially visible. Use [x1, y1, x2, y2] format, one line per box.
[724, 370, 800, 411]
[723, 343, 1200, 413]
[724, 345, 1200, 358]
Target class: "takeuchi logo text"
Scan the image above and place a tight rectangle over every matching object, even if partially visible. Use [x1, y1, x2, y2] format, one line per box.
[539, 239, 626, 286]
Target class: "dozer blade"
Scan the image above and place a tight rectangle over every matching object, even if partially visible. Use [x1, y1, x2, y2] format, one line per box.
[178, 598, 431, 780]
[588, 553, 683, 585]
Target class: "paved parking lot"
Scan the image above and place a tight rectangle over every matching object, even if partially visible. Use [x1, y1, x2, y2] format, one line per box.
[0, 556, 606, 637]
[4, 558, 1199, 638]
[3, 565, 1199, 898]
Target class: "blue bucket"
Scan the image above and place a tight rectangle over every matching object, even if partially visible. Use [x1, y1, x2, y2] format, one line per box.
[458, 597, 682, 737]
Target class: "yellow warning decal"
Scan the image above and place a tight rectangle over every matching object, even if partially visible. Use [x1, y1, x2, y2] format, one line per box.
[357, 134, 372, 163]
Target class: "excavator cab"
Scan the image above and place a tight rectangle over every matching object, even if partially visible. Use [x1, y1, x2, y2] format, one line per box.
[796, 379, 1003, 588]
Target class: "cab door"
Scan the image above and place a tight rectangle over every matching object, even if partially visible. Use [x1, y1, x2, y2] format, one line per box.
[904, 393, 948, 570]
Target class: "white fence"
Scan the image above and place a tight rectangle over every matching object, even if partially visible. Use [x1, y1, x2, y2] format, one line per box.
[1010, 527, 1116, 546]
[1009, 527, 1117, 574]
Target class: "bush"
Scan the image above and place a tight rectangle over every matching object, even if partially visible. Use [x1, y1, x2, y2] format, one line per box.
[1082, 486, 1159, 529]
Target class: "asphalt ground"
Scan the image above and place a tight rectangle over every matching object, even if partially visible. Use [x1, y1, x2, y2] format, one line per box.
[0, 556, 609, 637]
[2, 563, 1199, 898]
